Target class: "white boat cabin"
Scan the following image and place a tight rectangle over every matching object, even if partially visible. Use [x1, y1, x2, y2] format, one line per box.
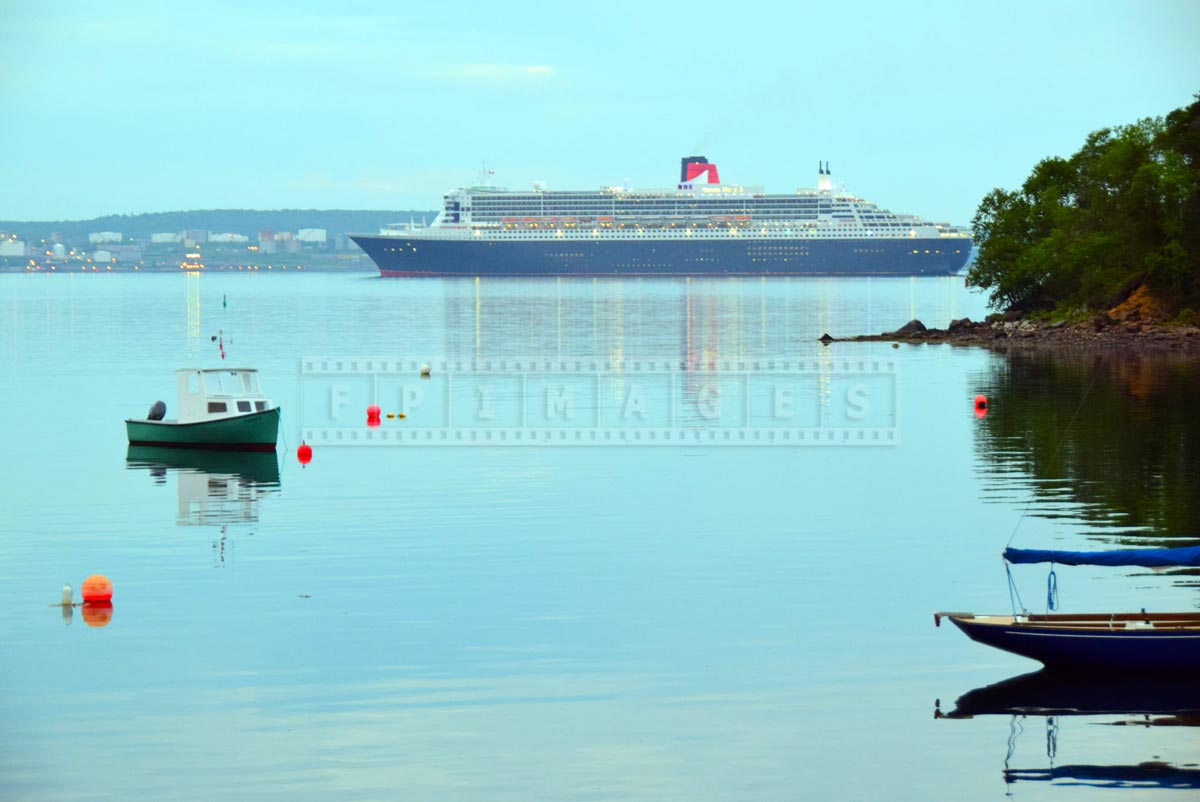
[177, 369, 274, 423]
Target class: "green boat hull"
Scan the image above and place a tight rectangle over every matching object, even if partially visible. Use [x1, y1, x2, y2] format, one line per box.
[126, 407, 280, 452]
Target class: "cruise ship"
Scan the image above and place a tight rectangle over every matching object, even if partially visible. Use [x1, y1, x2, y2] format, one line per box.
[351, 157, 972, 277]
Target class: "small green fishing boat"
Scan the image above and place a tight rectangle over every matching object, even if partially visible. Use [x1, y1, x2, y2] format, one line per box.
[126, 368, 280, 452]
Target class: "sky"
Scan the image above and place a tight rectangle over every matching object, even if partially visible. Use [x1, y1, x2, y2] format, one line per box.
[1, 0, 1197, 224]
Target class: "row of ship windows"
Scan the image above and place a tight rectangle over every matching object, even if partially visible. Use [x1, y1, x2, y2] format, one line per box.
[473, 218, 913, 226]
[498, 249, 956, 257]
[462, 190, 859, 199]
[539, 255, 746, 263]
[533, 232, 897, 238]
[468, 195, 860, 205]
[467, 203, 864, 211]
[480, 218, 857, 226]
[468, 205, 863, 214]
[470, 208, 890, 215]
[485, 209, 867, 216]
[468, 210, 902, 219]
[380, 244, 959, 256]
[429, 232, 928, 241]
[379, 244, 956, 256]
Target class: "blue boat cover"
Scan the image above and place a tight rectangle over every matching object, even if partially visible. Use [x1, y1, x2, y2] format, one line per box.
[1004, 545, 1200, 568]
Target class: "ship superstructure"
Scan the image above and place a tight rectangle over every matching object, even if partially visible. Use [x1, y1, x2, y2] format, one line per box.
[351, 157, 971, 277]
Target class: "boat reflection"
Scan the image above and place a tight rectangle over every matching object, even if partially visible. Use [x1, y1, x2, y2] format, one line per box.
[1003, 763, 1200, 789]
[938, 669, 1200, 790]
[125, 445, 281, 526]
[937, 668, 1200, 723]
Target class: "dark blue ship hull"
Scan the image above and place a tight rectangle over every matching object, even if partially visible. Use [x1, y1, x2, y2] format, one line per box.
[351, 234, 971, 277]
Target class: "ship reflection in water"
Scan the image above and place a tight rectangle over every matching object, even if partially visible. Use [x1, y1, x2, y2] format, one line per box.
[125, 445, 280, 530]
[441, 276, 977, 361]
[938, 670, 1200, 790]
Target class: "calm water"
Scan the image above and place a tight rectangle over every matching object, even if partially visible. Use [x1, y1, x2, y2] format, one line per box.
[2, 274, 1197, 801]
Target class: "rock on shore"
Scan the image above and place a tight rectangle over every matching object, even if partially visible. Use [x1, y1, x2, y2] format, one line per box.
[826, 314, 1200, 352]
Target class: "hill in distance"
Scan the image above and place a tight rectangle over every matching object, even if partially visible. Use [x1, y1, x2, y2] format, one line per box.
[0, 210, 436, 243]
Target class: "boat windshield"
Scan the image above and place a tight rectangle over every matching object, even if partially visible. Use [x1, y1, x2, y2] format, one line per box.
[204, 371, 259, 396]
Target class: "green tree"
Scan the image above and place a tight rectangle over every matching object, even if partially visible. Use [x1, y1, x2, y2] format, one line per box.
[968, 96, 1200, 313]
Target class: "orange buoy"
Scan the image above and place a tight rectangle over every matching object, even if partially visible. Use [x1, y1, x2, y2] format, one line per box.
[297, 442, 313, 466]
[81, 574, 113, 602]
[82, 601, 113, 628]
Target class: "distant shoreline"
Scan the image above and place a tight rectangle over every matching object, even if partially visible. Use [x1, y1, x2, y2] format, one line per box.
[0, 266, 375, 274]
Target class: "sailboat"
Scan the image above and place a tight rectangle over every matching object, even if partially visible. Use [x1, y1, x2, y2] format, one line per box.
[936, 545, 1200, 673]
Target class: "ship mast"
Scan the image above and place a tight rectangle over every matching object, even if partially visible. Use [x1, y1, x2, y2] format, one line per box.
[477, 161, 494, 188]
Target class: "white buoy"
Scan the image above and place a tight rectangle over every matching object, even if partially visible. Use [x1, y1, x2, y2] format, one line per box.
[61, 583, 73, 606]
[419, 364, 431, 378]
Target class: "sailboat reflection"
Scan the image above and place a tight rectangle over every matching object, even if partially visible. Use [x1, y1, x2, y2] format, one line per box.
[937, 670, 1200, 789]
[1003, 763, 1200, 789]
[126, 445, 281, 526]
[937, 669, 1200, 722]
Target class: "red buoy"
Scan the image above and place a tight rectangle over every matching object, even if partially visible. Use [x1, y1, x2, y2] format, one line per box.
[974, 394, 989, 419]
[297, 442, 313, 466]
[81, 574, 113, 603]
[367, 404, 382, 427]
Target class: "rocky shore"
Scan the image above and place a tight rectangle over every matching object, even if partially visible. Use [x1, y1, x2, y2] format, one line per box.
[823, 313, 1200, 353]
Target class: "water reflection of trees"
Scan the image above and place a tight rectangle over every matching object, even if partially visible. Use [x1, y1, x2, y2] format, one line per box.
[973, 352, 1200, 541]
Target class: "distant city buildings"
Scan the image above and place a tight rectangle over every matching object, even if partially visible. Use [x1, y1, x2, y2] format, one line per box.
[0, 235, 27, 257]
[2, 222, 368, 272]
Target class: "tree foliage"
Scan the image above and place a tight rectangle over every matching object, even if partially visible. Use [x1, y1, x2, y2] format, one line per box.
[968, 96, 1200, 313]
